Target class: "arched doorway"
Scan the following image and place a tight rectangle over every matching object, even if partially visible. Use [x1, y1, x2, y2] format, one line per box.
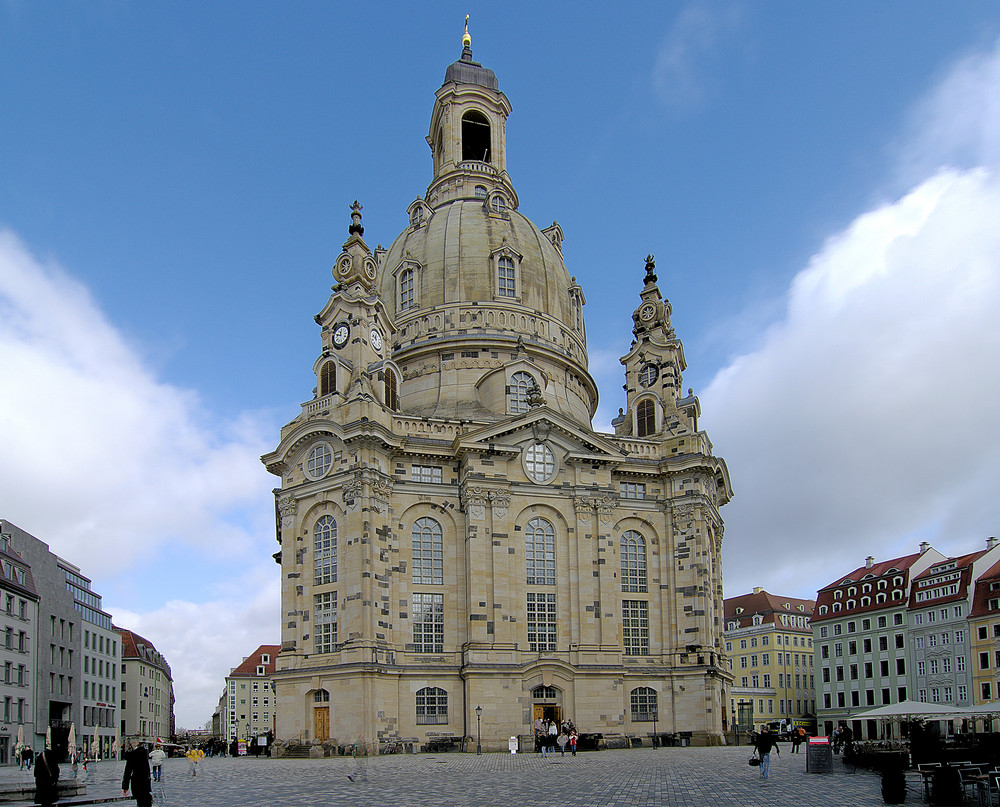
[312, 690, 330, 741]
[531, 685, 562, 724]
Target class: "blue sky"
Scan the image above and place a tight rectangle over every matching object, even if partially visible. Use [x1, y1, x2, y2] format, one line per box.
[3, 3, 1000, 728]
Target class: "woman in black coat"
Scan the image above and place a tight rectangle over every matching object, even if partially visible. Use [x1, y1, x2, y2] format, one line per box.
[122, 744, 153, 807]
[33, 748, 59, 806]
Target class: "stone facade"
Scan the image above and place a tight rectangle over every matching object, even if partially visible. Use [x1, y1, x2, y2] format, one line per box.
[263, 35, 732, 752]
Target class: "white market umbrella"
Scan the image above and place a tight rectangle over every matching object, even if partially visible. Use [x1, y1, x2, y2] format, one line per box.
[112, 726, 120, 759]
[852, 699, 962, 720]
[92, 725, 99, 759]
[67, 723, 76, 755]
[45, 726, 51, 750]
[14, 724, 23, 753]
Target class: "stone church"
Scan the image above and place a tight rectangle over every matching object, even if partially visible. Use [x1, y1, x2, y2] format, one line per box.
[262, 30, 733, 752]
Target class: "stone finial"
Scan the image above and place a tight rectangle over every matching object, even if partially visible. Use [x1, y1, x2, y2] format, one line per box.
[643, 254, 657, 285]
[349, 200, 364, 237]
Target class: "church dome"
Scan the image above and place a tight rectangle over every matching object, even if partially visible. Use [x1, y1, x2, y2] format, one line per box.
[375, 42, 596, 425]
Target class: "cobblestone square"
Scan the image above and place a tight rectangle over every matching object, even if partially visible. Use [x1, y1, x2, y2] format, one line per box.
[1, 747, 895, 806]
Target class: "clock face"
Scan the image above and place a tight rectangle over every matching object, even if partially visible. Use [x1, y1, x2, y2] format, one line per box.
[639, 303, 657, 322]
[370, 329, 383, 351]
[638, 363, 658, 387]
[332, 323, 350, 349]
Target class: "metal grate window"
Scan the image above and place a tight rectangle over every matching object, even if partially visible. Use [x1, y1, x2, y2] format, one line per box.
[314, 592, 337, 654]
[527, 593, 557, 651]
[412, 593, 444, 653]
[622, 600, 649, 656]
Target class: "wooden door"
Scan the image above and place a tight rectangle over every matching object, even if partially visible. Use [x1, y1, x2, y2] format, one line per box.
[314, 707, 330, 741]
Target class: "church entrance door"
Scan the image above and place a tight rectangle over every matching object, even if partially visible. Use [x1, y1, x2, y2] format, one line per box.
[314, 707, 330, 741]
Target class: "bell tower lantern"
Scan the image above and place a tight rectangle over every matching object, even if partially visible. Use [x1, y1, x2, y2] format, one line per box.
[425, 18, 517, 209]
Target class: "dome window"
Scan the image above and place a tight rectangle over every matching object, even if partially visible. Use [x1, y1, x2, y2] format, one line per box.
[400, 268, 415, 311]
[497, 256, 516, 297]
[474, 185, 488, 199]
[508, 372, 534, 414]
[490, 194, 507, 214]
[461, 110, 491, 163]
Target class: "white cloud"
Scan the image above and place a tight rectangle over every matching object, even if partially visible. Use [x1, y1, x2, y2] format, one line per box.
[111, 564, 280, 730]
[652, 3, 742, 113]
[0, 231, 276, 573]
[0, 230, 281, 727]
[706, 37, 1000, 600]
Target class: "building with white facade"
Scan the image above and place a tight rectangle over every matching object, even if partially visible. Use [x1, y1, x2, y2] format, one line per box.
[223, 645, 278, 744]
[115, 627, 173, 744]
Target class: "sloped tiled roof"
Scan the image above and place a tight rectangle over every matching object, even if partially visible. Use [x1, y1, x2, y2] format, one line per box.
[723, 590, 815, 629]
[229, 644, 280, 678]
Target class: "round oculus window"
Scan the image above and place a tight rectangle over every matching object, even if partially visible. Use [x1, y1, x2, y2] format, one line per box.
[638, 364, 658, 387]
[524, 442, 555, 484]
[305, 442, 333, 480]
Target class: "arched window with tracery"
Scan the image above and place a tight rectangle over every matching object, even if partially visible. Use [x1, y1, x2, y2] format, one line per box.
[416, 686, 448, 724]
[412, 517, 443, 585]
[630, 687, 657, 722]
[319, 361, 336, 397]
[314, 515, 337, 585]
[509, 371, 533, 414]
[525, 517, 555, 585]
[620, 531, 647, 593]
[636, 399, 655, 437]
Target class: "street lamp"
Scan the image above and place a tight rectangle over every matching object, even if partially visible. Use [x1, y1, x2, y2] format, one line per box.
[475, 705, 483, 755]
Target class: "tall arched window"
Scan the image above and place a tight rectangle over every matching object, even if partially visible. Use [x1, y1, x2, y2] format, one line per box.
[399, 267, 414, 311]
[630, 687, 657, 721]
[415, 687, 448, 724]
[620, 531, 647, 593]
[636, 399, 655, 437]
[384, 368, 399, 411]
[461, 110, 491, 162]
[509, 372, 534, 414]
[412, 517, 443, 585]
[314, 515, 337, 585]
[525, 517, 555, 585]
[319, 361, 336, 396]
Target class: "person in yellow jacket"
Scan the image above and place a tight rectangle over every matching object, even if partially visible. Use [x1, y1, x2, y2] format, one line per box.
[185, 747, 204, 777]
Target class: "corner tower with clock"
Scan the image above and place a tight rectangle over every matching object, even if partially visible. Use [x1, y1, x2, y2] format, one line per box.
[263, 25, 733, 756]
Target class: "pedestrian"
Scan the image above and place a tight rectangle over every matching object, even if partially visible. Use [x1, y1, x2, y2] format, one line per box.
[557, 731, 568, 756]
[547, 719, 559, 757]
[791, 728, 802, 754]
[569, 730, 578, 756]
[23, 745, 33, 770]
[33, 747, 59, 806]
[122, 743, 153, 807]
[753, 725, 780, 781]
[149, 743, 166, 782]
[185, 746, 204, 776]
[533, 717, 544, 753]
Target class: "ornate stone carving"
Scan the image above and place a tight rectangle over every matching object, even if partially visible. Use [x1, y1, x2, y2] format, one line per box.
[488, 490, 511, 518]
[531, 419, 551, 442]
[462, 485, 488, 519]
[343, 477, 362, 510]
[574, 497, 593, 524]
[594, 494, 617, 524]
[371, 476, 393, 510]
[277, 495, 297, 528]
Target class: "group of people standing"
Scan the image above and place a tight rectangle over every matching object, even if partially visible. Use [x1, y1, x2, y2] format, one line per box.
[533, 717, 578, 757]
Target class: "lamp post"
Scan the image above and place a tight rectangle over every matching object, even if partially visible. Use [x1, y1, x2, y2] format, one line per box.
[652, 708, 659, 748]
[475, 705, 483, 755]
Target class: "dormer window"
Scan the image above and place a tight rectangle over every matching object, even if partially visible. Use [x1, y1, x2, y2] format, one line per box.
[508, 371, 534, 415]
[474, 185, 488, 199]
[490, 194, 507, 214]
[636, 398, 656, 437]
[384, 367, 399, 411]
[461, 110, 491, 163]
[491, 246, 522, 301]
[319, 361, 336, 397]
[498, 256, 516, 296]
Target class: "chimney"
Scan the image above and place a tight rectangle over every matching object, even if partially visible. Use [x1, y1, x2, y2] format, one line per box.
[753, 586, 763, 594]
[865, 556, 875, 569]
[988, 537, 998, 550]
[919, 541, 930, 554]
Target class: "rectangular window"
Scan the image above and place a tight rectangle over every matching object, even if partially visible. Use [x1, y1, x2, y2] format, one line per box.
[959, 685, 967, 702]
[896, 658, 905, 674]
[863, 638, 872, 653]
[864, 662, 873, 678]
[526, 593, 556, 652]
[879, 636, 888, 651]
[981, 652, 991, 670]
[411, 465, 443, 483]
[497, 257, 516, 297]
[412, 593, 445, 653]
[619, 482, 646, 500]
[622, 601, 649, 656]
[416, 687, 448, 725]
[313, 592, 338, 654]
[984, 683, 993, 701]
[957, 656, 966, 672]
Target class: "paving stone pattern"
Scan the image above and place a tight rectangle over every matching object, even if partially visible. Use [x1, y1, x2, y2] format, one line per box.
[0, 746, 893, 807]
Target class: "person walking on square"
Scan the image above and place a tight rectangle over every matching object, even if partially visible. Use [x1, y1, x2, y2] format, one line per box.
[149, 744, 166, 782]
[753, 725, 780, 781]
[569, 730, 578, 756]
[557, 730, 569, 756]
[122, 743, 152, 807]
[791, 727, 803, 753]
[33, 747, 59, 806]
